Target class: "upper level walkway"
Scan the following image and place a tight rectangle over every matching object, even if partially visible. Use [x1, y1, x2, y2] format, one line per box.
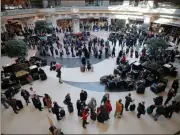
[1, 5, 180, 17]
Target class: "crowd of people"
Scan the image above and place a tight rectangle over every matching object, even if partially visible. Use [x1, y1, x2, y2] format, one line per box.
[1, 77, 180, 132]
[1, 20, 180, 134]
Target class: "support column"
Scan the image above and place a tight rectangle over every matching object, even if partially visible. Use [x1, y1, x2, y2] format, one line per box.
[42, 0, 48, 8]
[108, 18, 111, 31]
[108, 18, 111, 26]
[123, 0, 130, 6]
[72, 19, 80, 33]
[143, 15, 151, 31]
[147, 0, 154, 8]
[125, 19, 129, 25]
[46, 16, 57, 28]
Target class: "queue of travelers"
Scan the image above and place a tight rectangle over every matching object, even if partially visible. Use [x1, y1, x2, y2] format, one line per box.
[2, 78, 180, 129]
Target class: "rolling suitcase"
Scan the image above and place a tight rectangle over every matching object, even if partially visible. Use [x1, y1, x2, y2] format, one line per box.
[40, 50, 44, 56]
[32, 73, 39, 81]
[94, 52, 98, 58]
[66, 52, 70, 55]
[40, 73, 47, 81]
[60, 109, 65, 117]
[55, 49, 58, 55]
[135, 52, 139, 58]
[87, 32, 90, 36]
[80, 65, 85, 72]
[16, 100, 23, 109]
[136, 85, 145, 94]
[68, 104, 73, 113]
[108, 82, 116, 89]
[43, 97, 47, 106]
[90, 111, 97, 121]
[147, 105, 155, 114]
[130, 104, 136, 111]
[98, 54, 102, 59]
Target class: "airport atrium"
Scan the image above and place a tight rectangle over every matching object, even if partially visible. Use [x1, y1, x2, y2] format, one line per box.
[1, 0, 180, 134]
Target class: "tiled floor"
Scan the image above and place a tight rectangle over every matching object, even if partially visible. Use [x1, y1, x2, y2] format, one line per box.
[1, 31, 180, 134]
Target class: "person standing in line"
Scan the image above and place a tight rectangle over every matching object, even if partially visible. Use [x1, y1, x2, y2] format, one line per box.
[44, 94, 52, 113]
[57, 68, 63, 84]
[101, 92, 109, 104]
[105, 100, 112, 118]
[154, 105, 165, 121]
[80, 90, 88, 102]
[88, 97, 97, 114]
[71, 45, 74, 57]
[112, 46, 116, 57]
[82, 108, 90, 129]
[164, 101, 176, 119]
[32, 94, 43, 111]
[114, 99, 123, 118]
[21, 89, 30, 106]
[137, 102, 145, 118]
[164, 88, 175, 105]
[64, 93, 71, 105]
[172, 79, 179, 96]
[125, 93, 133, 111]
[47, 114, 64, 135]
[1, 94, 9, 109]
[52, 102, 62, 120]
[7, 98, 20, 114]
[50, 46, 54, 56]
[113, 39, 117, 47]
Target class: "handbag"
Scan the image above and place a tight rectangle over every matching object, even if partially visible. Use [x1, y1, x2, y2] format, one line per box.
[63, 99, 67, 105]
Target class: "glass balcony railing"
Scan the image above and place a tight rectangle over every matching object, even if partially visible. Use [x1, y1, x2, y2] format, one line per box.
[109, 2, 123, 5]
[154, 2, 180, 9]
[85, 2, 102, 6]
[1, 1, 180, 17]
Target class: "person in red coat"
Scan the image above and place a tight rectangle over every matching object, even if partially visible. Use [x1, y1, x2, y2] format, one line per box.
[105, 100, 112, 117]
[82, 109, 89, 129]
[121, 55, 126, 63]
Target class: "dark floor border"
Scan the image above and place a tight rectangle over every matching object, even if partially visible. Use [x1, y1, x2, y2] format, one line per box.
[174, 130, 180, 135]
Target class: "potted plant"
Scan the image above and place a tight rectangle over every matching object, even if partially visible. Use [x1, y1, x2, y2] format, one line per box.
[4, 39, 28, 62]
[144, 38, 168, 57]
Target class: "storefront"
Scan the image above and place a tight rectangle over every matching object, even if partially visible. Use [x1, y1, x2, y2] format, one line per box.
[56, 19, 72, 30]
[153, 18, 180, 36]
[128, 17, 144, 24]
[5, 20, 23, 32]
[1, 0, 29, 10]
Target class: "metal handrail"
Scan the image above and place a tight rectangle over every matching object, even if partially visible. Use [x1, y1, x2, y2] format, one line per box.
[1, 4, 180, 16]
[109, 2, 123, 5]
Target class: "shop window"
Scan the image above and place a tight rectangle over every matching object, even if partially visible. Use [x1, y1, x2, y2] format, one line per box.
[85, 0, 103, 6]
[109, 0, 124, 5]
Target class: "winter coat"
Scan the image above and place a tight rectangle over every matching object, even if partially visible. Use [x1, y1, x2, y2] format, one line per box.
[156, 106, 165, 115]
[21, 90, 30, 100]
[80, 91, 87, 101]
[53, 103, 60, 114]
[115, 101, 123, 113]
[125, 96, 132, 105]
[76, 100, 81, 110]
[137, 103, 145, 114]
[82, 110, 89, 120]
[88, 98, 97, 110]
[153, 97, 163, 106]
[105, 101, 112, 112]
